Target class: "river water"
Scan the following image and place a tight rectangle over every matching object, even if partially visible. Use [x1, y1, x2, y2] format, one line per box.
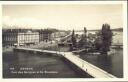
[79, 48, 123, 78]
[3, 31, 123, 78]
[3, 51, 82, 78]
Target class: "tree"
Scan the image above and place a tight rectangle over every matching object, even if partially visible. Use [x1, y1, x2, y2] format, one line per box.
[84, 27, 87, 34]
[78, 34, 85, 48]
[83, 27, 87, 42]
[101, 23, 112, 54]
[71, 29, 77, 48]
[94, 35, 103, 51]
[78, 27, 88, 49]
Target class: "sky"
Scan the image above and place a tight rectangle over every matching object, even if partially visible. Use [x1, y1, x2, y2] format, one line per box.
[2, 4, 123, 30]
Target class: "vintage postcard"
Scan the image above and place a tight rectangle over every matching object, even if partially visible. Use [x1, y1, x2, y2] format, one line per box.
[0, 1, 127, 81]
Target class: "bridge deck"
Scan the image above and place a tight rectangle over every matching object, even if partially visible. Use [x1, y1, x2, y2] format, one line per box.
[60, 52, 116, 78]
[15, 47, 116, 78]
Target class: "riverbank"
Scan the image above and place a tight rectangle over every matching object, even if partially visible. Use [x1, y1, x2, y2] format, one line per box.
[3, 47, 14, 53]
[3, 41, 58, 53]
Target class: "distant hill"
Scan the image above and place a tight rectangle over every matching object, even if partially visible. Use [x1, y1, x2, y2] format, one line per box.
[76, 28, 123, 32]
[111, 28, 123, 31]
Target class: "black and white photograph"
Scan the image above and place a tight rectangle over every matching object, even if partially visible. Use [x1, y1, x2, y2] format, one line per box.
[2, 2, 126, 79]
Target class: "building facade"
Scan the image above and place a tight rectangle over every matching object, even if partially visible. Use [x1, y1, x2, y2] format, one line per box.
[38, 29, 52, 42]
[17, 31, 39, 46]
[2, 29, 39, 47]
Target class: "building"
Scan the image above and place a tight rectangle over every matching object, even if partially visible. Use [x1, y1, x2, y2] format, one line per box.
[2, 29, 39, 47]
[2, 29, 18, 47]
[38, 29, 53, 42]
[17, 31, 39, 46]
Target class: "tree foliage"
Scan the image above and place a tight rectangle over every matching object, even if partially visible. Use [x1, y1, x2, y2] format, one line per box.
[78, 27, 88, 48]
[84, 27, 87, 34]
[71, 29, 77, 48]
[100, 24, 112, 53]
[94, 24, 113, 54]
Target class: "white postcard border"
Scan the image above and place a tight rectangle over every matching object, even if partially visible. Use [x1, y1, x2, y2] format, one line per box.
[0, 1, 127, 82]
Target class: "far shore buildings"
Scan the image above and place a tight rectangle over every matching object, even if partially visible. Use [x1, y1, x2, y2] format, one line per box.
[2, 29, 39, 47]
[2, 28, 69, 47]
[38, 29, 52, 42]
